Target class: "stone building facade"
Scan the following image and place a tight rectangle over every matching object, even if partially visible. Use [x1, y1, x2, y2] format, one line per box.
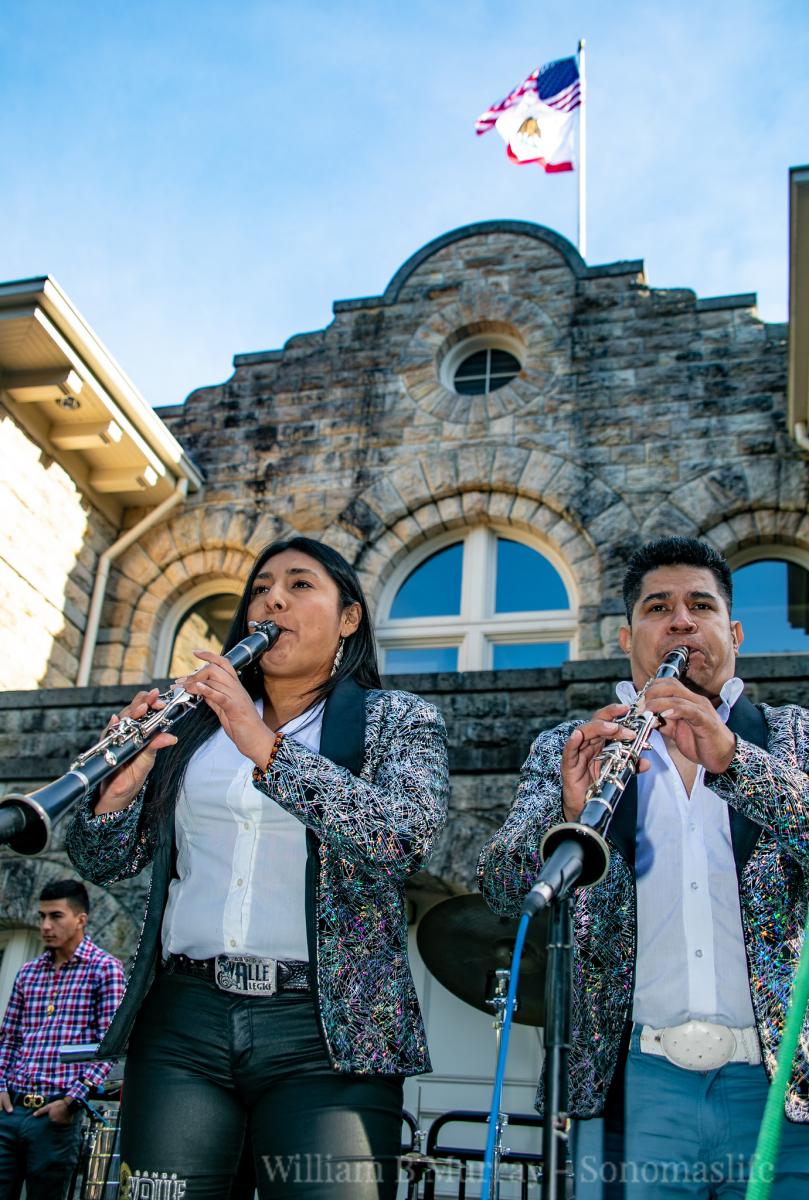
[80, 220, 801, 687]
[1, 220, 807, 1130]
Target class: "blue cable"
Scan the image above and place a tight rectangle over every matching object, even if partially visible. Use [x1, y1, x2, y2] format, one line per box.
[480, 911, 531, 1200]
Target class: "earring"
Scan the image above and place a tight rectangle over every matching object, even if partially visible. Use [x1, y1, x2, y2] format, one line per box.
[330, 638, 345, 677]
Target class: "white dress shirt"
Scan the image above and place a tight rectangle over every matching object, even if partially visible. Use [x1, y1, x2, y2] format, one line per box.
[617, 676, 757, 1029]
[161, 698, 325, 961]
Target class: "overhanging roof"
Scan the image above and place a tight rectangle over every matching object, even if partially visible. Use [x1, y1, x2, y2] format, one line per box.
[0, 276, 203, 514]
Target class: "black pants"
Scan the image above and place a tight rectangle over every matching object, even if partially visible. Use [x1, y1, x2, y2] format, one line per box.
[120, 972, 404, 1199]
[0, 1104, 82, 1200]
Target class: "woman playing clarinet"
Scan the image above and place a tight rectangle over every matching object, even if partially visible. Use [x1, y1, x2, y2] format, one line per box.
[66, 537, 449, 1200]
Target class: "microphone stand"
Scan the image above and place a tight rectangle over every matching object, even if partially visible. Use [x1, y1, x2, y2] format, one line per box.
[541, 893, 575, 1200]
[507, 646, 690, 1200]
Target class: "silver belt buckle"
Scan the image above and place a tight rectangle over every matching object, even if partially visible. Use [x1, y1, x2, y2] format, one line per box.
[214, 954, 278, 996]
[659, 1020, 736, 1070]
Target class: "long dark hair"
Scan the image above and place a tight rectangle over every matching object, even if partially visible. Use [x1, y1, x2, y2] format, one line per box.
[146, 536, 381, 816]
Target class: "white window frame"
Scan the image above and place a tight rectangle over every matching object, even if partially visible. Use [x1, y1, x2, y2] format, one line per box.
[154, 580, 243, 676]
[439, 333, 525, 394]
[376, 527, 578, 672]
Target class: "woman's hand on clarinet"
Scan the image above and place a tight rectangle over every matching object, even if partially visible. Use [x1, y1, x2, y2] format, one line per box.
[561, 703, 649, 821]
[95, 690, 178, 815]
[177, 652, 277, 767]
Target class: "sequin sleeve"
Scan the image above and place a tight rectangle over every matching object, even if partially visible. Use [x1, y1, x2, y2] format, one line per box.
[706, 702, 809, 867]
[478, 721, 578, 916]
[64, 788, 158, 885]
[252, 689, 448, 880]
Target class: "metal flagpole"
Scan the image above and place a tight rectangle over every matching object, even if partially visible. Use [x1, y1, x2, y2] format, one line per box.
[577, 38, 587, 260]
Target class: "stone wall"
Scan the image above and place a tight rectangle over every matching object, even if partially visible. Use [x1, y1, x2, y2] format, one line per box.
[0, 406, 117, 690]
[2, 654, 806, 961]
[84, 221, 801, 685]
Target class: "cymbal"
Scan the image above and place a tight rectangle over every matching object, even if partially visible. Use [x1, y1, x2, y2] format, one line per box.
[417, 894, 547, 1026]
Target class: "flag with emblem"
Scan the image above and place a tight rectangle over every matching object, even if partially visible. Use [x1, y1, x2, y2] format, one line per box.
[476, 56, 581, 171]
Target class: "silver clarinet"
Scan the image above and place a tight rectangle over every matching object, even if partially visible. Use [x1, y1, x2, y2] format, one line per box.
[535, 645, 690, 898]
[0, 620, 281, 855]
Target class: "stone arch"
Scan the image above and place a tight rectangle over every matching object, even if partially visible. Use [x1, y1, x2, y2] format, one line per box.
[119, 544, 256, 683]
[702, 508, 809, 563]
[98, 504, 297, 684]
[654, 456, 803, 540]
[324, 448, 638, 657]
[362, 495, 595, 609]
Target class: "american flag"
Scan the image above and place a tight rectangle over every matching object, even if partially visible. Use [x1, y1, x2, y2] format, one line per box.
[476, 56, 581, 136]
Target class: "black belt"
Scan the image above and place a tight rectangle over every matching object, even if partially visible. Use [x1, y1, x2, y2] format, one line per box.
[7, 1090, 63, 1110]
[162, 953, 310, 996]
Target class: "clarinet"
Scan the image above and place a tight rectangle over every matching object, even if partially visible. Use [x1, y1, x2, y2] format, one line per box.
[0, 620, 281, 856]
[522, 645, 690, 914]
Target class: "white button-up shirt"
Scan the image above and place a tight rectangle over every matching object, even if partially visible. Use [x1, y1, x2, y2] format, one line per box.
[617, 676, 757, 1029]
[161, 699, 324, 961]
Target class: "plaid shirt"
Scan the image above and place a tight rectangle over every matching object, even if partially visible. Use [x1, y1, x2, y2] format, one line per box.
[0, 936, 125, 1101]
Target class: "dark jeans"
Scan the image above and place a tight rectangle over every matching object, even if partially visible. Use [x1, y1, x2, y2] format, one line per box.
[0, 1104, 82, 1200]
[120, 972, 405, 1199]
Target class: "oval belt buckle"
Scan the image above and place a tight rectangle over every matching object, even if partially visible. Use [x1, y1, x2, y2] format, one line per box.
[659, 1020, 736, 1070]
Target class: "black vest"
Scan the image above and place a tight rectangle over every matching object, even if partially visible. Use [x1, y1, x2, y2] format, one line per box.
[607, 692, 768, 874]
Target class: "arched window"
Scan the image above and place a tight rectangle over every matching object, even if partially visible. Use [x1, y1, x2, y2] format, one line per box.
[376, 528, 576, 673]
[154, 582, 242, 677]
[169, 593, 240, 676]
[731, 555, 809, 654]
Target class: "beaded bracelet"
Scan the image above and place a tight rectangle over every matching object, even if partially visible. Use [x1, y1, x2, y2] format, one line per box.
[252, 731, 284, 782]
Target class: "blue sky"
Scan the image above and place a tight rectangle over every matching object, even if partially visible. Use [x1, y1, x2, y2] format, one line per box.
[2, 0, 807, 408]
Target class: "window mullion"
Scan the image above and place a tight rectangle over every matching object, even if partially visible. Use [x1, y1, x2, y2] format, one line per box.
[459, 629, 487, 671]
[460, 528, 489, 622]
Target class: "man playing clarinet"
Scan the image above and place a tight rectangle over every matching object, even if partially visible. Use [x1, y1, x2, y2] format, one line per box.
[478, 536, 809, 1197]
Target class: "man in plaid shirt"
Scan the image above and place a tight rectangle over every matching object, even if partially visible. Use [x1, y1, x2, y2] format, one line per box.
[0, 879, 125, 1199]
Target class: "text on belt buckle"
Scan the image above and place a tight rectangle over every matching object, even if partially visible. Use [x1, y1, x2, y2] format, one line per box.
[658, 1020, 736, 1070]
[23, 1093, 45, 1109]
[214, 954, 277, 996]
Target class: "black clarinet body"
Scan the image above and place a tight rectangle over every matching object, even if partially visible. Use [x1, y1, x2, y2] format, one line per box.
[0, 620, 281, 855]
[523, 645, 690, 914]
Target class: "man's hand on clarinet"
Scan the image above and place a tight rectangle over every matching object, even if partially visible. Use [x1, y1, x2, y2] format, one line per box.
[94, 689, 178, 815]
[643, 679, 736, 774]
[561, 703, 648, 821]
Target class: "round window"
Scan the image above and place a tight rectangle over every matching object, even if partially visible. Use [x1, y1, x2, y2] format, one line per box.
[453, 348, 521, 395]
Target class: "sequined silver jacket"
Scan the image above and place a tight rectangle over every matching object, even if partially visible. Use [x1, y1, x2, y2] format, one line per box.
[478, 698, 809, 1121]
[65, 680, 449, 1076]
